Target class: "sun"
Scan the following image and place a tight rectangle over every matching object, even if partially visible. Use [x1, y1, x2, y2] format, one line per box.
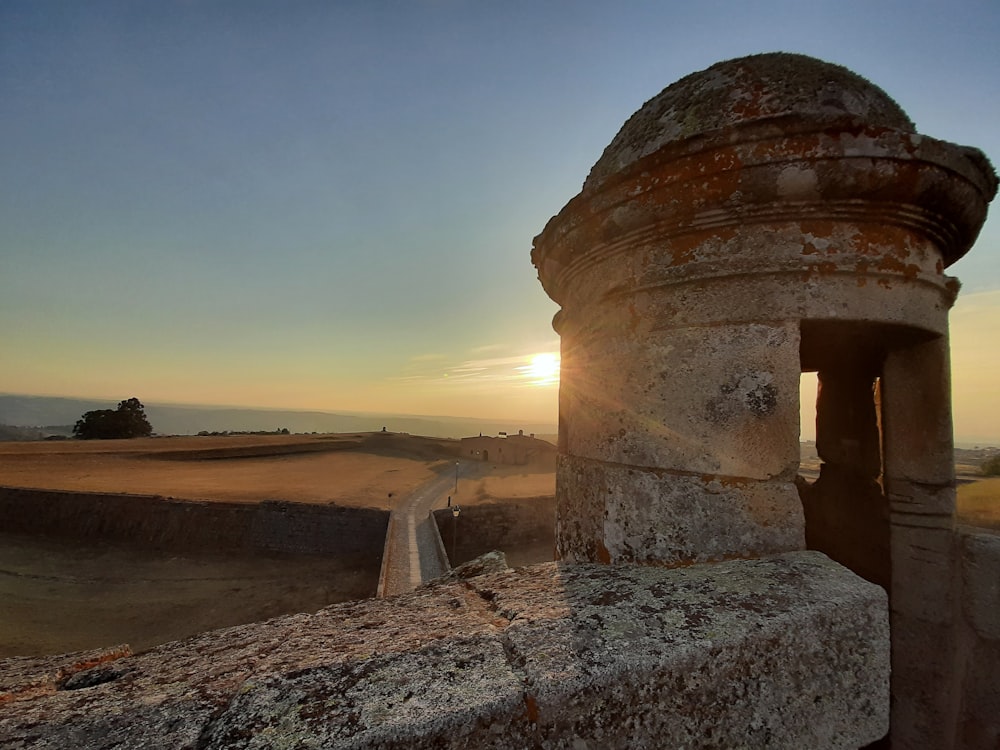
[525, 352, 559, 385]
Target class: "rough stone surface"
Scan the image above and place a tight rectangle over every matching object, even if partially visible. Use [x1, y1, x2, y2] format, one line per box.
[889, 618, 958, 748]
[882, 337, 958, 487]
[432, 549, 510, 583]
[961, 530, 1000, 642]
[432, 499, 556, 568]
[557, 454, 803, 565]
[585, 53, 915, 192]
[891, 522, 956, 625]
[0, 553, 888, 749]
[559, 322, 801, 479]
[958, 636, 1000, 749]
[0, 645, 132, 706]
[949, 529, 1000, 748]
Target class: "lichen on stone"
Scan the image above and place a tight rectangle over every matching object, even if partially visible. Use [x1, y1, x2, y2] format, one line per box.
[585, 52, 915, 192]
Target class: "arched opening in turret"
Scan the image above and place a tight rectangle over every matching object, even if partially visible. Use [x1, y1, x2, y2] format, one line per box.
[798, 321, 894, 589]
[797, 320, 951, 591]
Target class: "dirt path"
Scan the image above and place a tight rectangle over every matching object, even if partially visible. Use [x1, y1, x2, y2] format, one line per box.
[379, 461, 483, 596]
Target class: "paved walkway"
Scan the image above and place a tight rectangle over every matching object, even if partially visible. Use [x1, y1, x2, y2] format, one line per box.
[379, 464, 471, 598]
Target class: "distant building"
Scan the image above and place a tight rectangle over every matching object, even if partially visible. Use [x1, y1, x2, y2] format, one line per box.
[460, 430, 555, 466]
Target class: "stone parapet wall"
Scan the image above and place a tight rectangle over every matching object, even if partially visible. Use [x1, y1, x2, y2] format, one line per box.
[0, 552, 888, 749]
[0, 486, 388, 560]
[955, 528, 1000, 748]
[433, 497, 555, 567]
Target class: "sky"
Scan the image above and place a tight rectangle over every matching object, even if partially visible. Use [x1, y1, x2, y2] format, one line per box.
[1, 1, 998, 442]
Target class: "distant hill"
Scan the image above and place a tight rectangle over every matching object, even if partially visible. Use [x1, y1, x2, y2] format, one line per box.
[0, 424, 48, 441]
[0, 394, 556, 441]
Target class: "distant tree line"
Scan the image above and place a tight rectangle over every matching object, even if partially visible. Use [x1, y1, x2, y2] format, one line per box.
[73, 398, 153, 440]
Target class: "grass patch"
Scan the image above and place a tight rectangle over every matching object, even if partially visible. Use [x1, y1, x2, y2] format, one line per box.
[957, 478, 1000, 530]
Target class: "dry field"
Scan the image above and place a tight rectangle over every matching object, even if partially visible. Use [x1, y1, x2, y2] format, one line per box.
[957, 478, 1000, 530]
[0, 433, 451, 509]
[454, 462, 556, 505]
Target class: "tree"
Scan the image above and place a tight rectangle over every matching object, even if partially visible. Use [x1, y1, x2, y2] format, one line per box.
[982, 455, 1000, 477]
[73, 398, 153, 440]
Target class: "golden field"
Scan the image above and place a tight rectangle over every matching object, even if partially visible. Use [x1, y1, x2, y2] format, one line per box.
[957, 477, 1000, 530]
[453, 463, 556, 505]
[0, 433, 453, 509]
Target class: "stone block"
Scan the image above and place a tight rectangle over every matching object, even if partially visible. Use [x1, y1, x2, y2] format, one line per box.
[668, 268, 950, 335]
[960, 529, 1000, 641]
[882, 337, 956, 486]
[475, 553, 889, 748]
[0, 553, 888, 749]
[0, 644, 132, 705]
[890, 520, 956, 623]
[557, 453, 804, 564]
[559, 321, 801, 480]
[889, 617, 958, 749]
[203, 635, 527, 749]
[886, 479, 956, 516]
[958, 638, 1000, 750]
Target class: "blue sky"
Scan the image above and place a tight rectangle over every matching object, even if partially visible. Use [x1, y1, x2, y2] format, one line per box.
[1, 1, 998, 439]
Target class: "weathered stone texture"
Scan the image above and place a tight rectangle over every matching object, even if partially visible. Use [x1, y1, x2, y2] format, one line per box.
[889, 618, 959, 749]
[584, 53, 915, 190]
[557, 454, 802, 565]
[882, 337, 958, 488]
[0, 645, 132, 706]
[0, 553, 888, 749]
[433, 548, 511, 583]
[961, 531, 1000, 641]
[559, 322, 801, 479]
[891, 522, 956, 626]
[953, 529, 1000, 748]
[958, 643, 1000, 750]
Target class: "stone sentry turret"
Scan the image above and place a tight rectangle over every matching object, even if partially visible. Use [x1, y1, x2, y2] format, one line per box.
[532, 52, 996, 570]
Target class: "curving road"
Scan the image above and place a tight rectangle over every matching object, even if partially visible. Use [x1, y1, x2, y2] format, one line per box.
[378, 462, 476, 598]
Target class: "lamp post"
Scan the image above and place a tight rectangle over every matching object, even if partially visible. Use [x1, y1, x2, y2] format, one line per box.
[451, 504, 461, 565]
[454, 461, 459, 494]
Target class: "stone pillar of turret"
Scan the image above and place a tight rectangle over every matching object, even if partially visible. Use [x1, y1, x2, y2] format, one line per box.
[532, 53, 996, 572]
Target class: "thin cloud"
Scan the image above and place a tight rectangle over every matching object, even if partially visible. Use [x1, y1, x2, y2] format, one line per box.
[387, 348, 560, 391]
[468, 343, 507, 354]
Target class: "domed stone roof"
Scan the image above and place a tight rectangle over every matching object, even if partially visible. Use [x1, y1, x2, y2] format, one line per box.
[585, 52, 915, 191]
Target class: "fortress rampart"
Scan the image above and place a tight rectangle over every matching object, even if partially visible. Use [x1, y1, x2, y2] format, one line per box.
[0, 486, 388, 562]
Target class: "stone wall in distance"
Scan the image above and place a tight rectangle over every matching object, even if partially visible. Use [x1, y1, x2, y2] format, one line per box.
[0, 486, 388, 562]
